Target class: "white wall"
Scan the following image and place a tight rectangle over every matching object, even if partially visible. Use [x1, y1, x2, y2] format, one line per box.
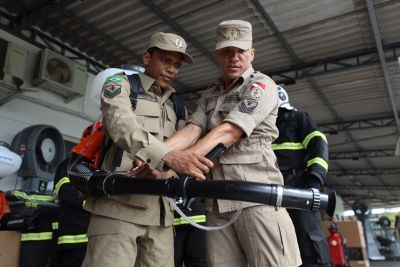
[0, 29, 101, 191]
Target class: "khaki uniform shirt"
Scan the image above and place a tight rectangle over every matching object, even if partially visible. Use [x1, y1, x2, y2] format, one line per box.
[188, 67, 283, 213]
[85, 72, 179, 226]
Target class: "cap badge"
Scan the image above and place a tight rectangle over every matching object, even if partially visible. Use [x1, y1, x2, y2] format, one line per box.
[174, 38, 183, 49]
[222, 28, 240, 40]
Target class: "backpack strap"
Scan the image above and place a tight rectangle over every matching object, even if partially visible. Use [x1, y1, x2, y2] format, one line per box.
[127, 74, 144, 111]
[111, 74, 186, 167]
[110, 74, 143, 167]
[171, 93, 186, 122]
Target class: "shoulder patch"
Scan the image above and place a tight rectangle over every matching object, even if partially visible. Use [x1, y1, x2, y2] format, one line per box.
[105, 75, 124, 84]
[239, 98, 258, 113]
[248, 82, 266, 100]
[104, 84, 122, 99]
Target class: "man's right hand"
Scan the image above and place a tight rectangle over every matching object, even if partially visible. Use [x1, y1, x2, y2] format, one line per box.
[162, 150, 213, 180]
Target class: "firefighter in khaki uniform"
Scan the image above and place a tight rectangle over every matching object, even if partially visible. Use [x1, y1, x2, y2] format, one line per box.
[82, 32, 209, 267]
[163, 20, 302, 267]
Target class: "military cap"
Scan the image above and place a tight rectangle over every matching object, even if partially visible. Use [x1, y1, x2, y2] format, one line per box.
[216, 20, 252, 50]
[148, 32, 194, 64]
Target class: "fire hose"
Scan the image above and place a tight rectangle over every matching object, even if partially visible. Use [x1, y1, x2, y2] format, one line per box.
[68, 144, 336, 217]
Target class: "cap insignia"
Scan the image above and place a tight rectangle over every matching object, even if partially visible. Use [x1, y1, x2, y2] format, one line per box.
[222, 28, 240, 40]
[174, 38, 183, 49]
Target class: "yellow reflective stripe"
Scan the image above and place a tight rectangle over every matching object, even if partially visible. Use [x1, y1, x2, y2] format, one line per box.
[27, 195, 55, 201]
[52, 222, 59, 230]
[272, 142, 304, 151]
[303, 131, 327, 148]
[54, 177, 70, 196]
[21, 232, 53, 241]
[174, 215, 206, 225]
[82, 200, 86, 208]
[57, 234, 88, 244]
[12, 190, 29, 199]
[307, 157, 328, 171]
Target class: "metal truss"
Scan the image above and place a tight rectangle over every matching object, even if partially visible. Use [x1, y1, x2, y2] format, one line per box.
[329, 168, 400, 176]
[320, 116, 396, 134]
[330, 148, 394, 160]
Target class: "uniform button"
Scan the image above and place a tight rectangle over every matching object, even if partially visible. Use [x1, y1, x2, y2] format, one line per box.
[146, 159, 151, 163]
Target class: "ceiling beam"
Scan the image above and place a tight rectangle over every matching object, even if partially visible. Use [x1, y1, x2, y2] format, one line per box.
[181, 42, 400, 98]
[270, 43, 400, 85]
[62, 10, 143, 64]
[329, 168, 400, 176]
[330, 148, 394, 160]
[365, 0, 400, 134]
[251, 0, 341, 120]
[0, 10, 105, 73]
[12, 0, 78, 31]
[320, 115, 396, 133]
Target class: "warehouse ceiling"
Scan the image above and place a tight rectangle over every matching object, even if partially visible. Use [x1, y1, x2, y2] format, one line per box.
[1, 0, 400, 210]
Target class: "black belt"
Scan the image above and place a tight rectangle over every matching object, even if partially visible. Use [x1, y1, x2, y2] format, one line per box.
[281, 168, 306, 177]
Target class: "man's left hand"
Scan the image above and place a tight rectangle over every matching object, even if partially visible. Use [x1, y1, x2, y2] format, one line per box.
[304, 175, 322, 190]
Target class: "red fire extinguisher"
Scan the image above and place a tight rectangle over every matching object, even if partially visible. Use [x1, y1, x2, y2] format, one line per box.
[328, 223, 350, 267]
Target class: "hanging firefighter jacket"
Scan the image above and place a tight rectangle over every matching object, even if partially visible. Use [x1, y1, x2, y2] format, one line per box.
[272, 107, 329, 187]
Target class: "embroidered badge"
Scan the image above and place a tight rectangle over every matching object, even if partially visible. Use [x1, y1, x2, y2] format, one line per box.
[105, 75, 124, 84]
[248, 82, 267, 99]
[104, 85, 121, 99]
[239, 98, 258, 113]
[174, 38, 183, 49]
[221, 28, 240, 40]
[254, 82, 266, 90]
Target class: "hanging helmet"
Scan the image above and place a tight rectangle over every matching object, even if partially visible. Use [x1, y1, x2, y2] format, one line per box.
[277, 85, 294, 110]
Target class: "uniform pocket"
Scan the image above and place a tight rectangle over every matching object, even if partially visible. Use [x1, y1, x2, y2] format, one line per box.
[220, 153, 263, 181]
[308, 230, 331, 264]
[87, 214, 121, 235]
[144, 117, 160, 134]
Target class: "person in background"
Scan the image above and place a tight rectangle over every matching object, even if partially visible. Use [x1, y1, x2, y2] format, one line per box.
[52, 123, 97, 267]
[272, 86, 331, 267]
[53, 155, 90, 267]
[174, 197, 207, 267]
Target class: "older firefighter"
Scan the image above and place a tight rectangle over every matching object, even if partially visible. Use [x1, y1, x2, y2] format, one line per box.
[272, 86, 331, 267]
[162, 20, 301, 267]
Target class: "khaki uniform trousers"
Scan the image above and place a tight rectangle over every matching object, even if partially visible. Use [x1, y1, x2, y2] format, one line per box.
[206, 205, 302, 267]
[82, 214, 174, 267]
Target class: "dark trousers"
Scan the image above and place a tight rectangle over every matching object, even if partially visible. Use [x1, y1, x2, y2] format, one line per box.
[174, 225, 207, 267]
[56, 246, 87, 267]
[20, 240, 53, 267]
[288, 209, 332, 267]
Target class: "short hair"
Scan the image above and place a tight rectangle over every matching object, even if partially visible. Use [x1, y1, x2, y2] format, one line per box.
[146, 47, 161, 56]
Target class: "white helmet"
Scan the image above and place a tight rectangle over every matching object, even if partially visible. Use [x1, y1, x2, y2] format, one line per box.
[89, 67, 139, 108]
[277, 85, 294, 110]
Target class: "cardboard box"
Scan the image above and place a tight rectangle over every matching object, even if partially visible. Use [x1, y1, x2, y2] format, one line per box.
[323, 220, 370, 267]
[0, 231, 20, 267]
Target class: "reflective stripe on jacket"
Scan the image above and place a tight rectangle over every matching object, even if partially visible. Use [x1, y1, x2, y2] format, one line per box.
[273, 107, 329, 185]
